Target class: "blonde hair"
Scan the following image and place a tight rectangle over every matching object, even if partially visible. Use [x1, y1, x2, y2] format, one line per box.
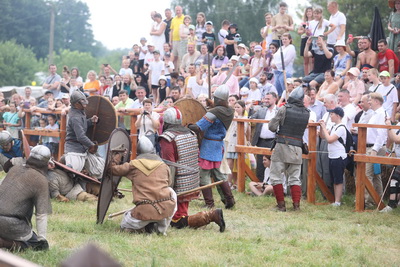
[313, 8, 324, 29]
[369, 92, 383, 104]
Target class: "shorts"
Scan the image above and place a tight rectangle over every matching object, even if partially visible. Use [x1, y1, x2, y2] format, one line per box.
[329, 157, 347, 184]
[226, 152, 238, 159]
[172, 41, 180, 57]
[302, 72, 325, 85]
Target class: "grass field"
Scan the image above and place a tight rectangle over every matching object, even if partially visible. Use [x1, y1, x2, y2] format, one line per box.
[4, 177, 400, 267]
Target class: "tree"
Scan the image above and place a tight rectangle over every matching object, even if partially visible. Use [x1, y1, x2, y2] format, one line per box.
[0, 40, 41, 87]
[51, 49, 98, 80]
[170, 0, 281, 46]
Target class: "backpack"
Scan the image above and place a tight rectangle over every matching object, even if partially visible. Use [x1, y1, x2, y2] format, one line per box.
[336, 124, 355, 173]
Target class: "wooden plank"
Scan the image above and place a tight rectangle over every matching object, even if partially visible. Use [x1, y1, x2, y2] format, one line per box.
[59, 114, 66, 160]
[355, 127, 367, 211]
[354, 155, 400, 165]
[353, 123, 400, 130]
[363, 175, 386, 210]
[235, 145, 272, 155]
[23, 129, 61, 137]
[315, 171, 335, 202]
[237, 121, 246, 192]
[244, 163, 259, 182]
[307, 125, 317, 204]
[130, 115, 138, 160]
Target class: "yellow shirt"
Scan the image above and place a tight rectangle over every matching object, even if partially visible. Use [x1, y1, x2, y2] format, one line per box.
[170, 14, 185, 41]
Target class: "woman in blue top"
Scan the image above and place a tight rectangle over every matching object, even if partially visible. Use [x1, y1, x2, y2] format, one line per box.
[333, 40, 352, 88]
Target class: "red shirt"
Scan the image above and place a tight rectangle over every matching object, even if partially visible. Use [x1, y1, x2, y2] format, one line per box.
[378, 48, 399, 73]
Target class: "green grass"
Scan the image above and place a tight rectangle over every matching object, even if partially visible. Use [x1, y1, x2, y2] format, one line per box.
[3, 177, 400, 267]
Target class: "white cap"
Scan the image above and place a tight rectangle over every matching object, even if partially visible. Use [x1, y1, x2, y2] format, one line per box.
[240, 87, 250, 95]
[249, 77, 259, 84]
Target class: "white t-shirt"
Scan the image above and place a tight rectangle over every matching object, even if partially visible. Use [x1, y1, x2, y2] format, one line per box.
[247, 89, 261, 102]
[342, 103, 357, 130]
[43, 123, 60, 143]
[327, 11, 346, 45]
[303, 110, 317, 144]
[144, 53, 155, 65]
[164, 61, 175, 76]
[218, 29, 229, 46]
[139, 45, 148, 60]
[149, 60, 165, 86]
[375, 84, 398, 117]
[328, 123, 347, 159]
[308, 19, 331, 37]
[119, 68, 133, 76]
[271, 44, 296, 74]
[187, 76, 208, 98]
[137, 112, 160, 137]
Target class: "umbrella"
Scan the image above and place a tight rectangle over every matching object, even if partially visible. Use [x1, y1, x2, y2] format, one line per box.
[369, 6, 386, 51]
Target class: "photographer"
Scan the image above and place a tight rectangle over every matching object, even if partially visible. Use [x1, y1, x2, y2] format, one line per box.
[135, 99, 160, 147]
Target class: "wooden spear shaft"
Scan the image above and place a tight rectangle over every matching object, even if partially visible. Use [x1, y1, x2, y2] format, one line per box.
[110, 181, 225, 219]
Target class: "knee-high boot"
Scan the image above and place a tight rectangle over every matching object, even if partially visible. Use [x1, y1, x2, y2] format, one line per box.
[291, 185, 302, 211]
[218, 181, 235, 209]
[201, 187, 215, 208]
[187, 209, 225, 232]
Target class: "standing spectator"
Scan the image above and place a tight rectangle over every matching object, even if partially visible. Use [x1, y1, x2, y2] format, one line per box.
[112, 74, 123, 98]
[150, 13, 167, 56]
[271, 2, 294, 47]
[83, 70, 100, 96]
[333, 40, 352, 88]
[202, 21, 216, 53]
[356, 37, 378, 70]
[70, 67, 83, 87]
[135, 99, 160, 140]
[128, 51, 139, 73]
[337, 89, 357, 131]
[250, 92, 278, 181]
[188, 25, 198, 45]
[3, 102, 21, 138]
[211, 45, 229, 73]
[365, 92, 387, 208]
[388, 0, 400, 52]
[307, 87, 326, 121]
[303, 36, 334, 88]
[319, 107, 347, 206]
[163, 52, 175, 85]
[351, 93, 373, 149]
[376, 70, 398, 123]
[298, 7, 314, 76]
[377, 39, 400, 77]
[224, 24, 239, 59]
[42, 64, 61, 99]
[271, 33, 296, 96]
[326, 1, 346, 53]
[156, 75, 169, 105]
[195, 12, 206, 50]
[218, 20, 230, 47]
[261, 13, 274, 52]
[308, 8, 336, 40]
[43, 114, 59, 158]
[170, 6, 185, 70]
[264, 43, 278, 77]
[115, 90, 135, 133]
[139, 37, 148, 72]
[148, 50, 165, 100]
[164, 8, 173, 44]
[59, 66, 71, 94]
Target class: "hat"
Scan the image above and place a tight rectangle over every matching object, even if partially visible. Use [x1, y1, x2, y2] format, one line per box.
[189, 25, 195, 30]
[286, 78, 294, 84]
[240, 87, 250, 95]
[158, 75, 167, 82]
[140, 37, 147, 41]
[334, 40, 346, 47]
[205, 21, 213, 26]
[238, 43, 246, 49]
[327, 107, 345, 118]
[347, 67, 360, 77]
[379, 70, 391, 77]
[241, 54, 250, 60]
[228, 23, 238, 30]
[249, 77, 259, 84]
[230, 55, 239, 61]
[254, 45, 262, 51]
[147, 42, 154, 47]
[177, 76, 185, 81]
[45, 90, 53, 95]
[62, 94, 70, 99]
[153, 50, 160, 54]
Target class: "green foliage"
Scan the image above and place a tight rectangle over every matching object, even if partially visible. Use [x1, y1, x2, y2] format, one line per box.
[0, 40, 41, 86]
[308, 0, 390, 37]
[52, 49, 98, 79]
[170, 0, 281, 46]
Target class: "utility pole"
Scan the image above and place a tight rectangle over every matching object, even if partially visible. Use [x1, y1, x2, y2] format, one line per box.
[48, 2, 55, 65]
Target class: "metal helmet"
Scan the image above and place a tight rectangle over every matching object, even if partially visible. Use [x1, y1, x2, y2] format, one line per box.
[137, 136, 155, 154]
[70, 90, 88, 105]
[0, 131, 13, 147]
[163, 107, 182, 125]
[213, 84, 230, 101]
[29, 145, 51, 162]
[289, 86, 304, 101]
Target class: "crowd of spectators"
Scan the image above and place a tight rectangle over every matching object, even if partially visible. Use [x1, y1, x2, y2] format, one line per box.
[2, 1, 400, 211]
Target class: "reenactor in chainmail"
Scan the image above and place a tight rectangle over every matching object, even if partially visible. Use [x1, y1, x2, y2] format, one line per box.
[0, 130, 24, 173]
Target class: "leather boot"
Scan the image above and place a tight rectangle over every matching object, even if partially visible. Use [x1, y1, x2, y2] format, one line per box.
[170, 216, 188, 229]
[0, 237, 25, 251]
[86, 183, 100, 196]
[276, 201, 286, 212]
[218, 181, 235, 209]
[201, 188, 215, 209]
[56, 194, 70, 202]
[187, 209, 225, 232]
[293, 202, 300, 211]
[77, 192, 98, 202]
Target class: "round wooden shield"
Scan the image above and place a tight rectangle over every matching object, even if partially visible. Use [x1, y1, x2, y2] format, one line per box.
[174, 98, 207, 126]
[97, 128, 131, 224]
[85, 96, 117, 145]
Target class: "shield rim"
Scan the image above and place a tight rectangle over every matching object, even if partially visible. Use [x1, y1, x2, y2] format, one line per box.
[174, 98, 206, 126]
[96, 128, 131, 224]
[53, 160, 101, 184]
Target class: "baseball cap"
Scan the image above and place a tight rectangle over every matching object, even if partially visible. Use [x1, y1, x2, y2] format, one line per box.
[240, 87, 250, 95]
[241, 54, 250, 60]
[230, 55, 239, 61]
[254, 45, 262, 51]
[62, 94, 70, 99]
[45, 90, 53, 95]
[347, 67, 360, 77]
[286, 78, 294, 84]
[153, 50, 160, 54]
[379, 70, 391, 77]
[205, 21, 213, 26]
[327, 107, 344, 118]
[249, 77, 259, 84]
[140, 37, 147, 41]
[189, 25, 195, 30]
[238, 43, 246, 49]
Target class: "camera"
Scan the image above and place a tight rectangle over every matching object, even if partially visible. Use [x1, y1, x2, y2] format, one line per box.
[143, 111, 149, 115]
[234, 34, 242, 42]
[103, 63, 109, 67]
[267, 72, 274, 80]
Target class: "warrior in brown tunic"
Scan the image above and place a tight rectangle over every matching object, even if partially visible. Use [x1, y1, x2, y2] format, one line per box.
[110, 137, 177, 235]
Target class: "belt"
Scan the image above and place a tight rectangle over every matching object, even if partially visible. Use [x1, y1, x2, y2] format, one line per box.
[204, 137, 223, 142]
[259, 138, 275, 141]
[278, 135, 302, 141]
[135, 197, 173, 214]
